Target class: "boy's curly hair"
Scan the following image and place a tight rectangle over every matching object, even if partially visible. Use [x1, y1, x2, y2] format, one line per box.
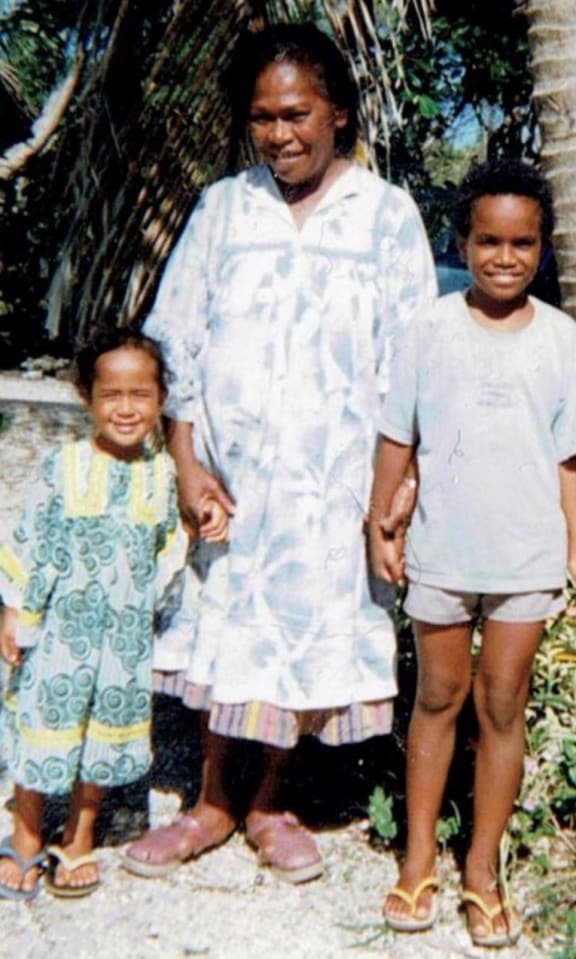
[453, 158, 555, 243]
[73, 323, 167, 395]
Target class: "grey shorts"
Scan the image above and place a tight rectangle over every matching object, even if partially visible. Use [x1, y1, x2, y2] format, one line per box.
[404, 582, 566, 625]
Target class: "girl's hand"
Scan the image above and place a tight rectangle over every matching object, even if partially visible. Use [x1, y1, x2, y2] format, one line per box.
[568, 555, 576, 586]
[0, 607, 22, 667]
[199, 497, 230, 544]
[368, 521, 406, 585]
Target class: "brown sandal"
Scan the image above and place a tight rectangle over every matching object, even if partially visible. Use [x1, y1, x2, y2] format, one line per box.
[245, 812, 323, 884]
[121, 815, 235, 878]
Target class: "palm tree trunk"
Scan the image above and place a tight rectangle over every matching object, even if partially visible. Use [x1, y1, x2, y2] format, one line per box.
[523, 0, 576, 316]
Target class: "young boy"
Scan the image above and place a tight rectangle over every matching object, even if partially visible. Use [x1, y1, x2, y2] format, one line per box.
[370, 159, 576, 947]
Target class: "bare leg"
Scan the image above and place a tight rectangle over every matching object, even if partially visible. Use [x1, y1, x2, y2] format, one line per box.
[244, 745, 323, 883]
[0, 785, 44, 894]
[385, 621, 472, 924]
[463, 618, 543, 943]
[123, 717, 236, 871]
[245, 744, 288, 827]
[51, 780, 104, 890]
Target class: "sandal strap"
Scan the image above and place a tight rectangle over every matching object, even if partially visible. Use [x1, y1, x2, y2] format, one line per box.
[461, 888, 510, 925]
[388, 876, 439, 915]
[0, 835, 45, 873]
[47, 845, 98, 872]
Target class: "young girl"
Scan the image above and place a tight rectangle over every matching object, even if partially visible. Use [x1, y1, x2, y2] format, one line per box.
[370, 160, 576, 947]
[0, 327, 225, 900]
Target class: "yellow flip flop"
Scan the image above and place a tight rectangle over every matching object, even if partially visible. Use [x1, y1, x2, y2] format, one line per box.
[383, 875, 440, 932]
[461, 888, 522, 947]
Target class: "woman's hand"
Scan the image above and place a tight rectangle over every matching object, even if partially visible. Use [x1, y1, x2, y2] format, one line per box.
[166, 419, 235, 539]
[0, 606, 22, 667]
[177, 461, 235, 539]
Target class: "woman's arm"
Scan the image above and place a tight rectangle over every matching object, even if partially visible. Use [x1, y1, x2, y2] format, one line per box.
[166, 419, 235, 538]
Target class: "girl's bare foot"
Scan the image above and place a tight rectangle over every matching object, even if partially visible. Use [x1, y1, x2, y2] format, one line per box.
[0, 835, 44, 898]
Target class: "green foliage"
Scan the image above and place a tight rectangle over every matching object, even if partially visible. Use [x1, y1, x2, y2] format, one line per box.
[0, 0, 82, 108]
[368, 786, 397, 842]
[372, 1, 536, 249]
[435, 801, 461, 850]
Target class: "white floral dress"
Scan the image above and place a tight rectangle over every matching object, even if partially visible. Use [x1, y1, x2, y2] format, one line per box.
[146, 163, 436, 746]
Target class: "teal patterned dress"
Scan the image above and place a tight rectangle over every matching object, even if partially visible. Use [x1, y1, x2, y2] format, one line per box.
[0, 439, 183, 794]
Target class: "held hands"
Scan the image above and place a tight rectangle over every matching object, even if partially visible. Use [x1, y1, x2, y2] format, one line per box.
[369, 520, 406, 585]
[177, 460, 235, 544]
[198, 496, 230, 544]
[0, 606, 22, 668]
[368, 478, 416, 586]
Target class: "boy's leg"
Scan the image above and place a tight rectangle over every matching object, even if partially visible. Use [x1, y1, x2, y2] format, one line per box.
[0, 785, 44, 893]
[51, 780, 105, 891]
[464, 618, 544, 941]
[385, 620, 472, 922]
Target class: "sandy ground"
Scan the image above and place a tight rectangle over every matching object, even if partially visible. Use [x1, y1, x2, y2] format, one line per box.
[0, 376, 548, 959]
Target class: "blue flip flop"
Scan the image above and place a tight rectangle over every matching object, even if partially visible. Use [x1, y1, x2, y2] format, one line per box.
[0, 835, 45, 901]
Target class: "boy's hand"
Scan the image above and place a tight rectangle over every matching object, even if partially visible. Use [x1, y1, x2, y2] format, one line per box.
[0, 607, 22, 667]
[369, 521, 406, 585]
[198, 496, 230, 544]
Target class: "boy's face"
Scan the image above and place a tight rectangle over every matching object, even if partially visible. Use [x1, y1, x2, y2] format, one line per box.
[457, 194, 543, 310]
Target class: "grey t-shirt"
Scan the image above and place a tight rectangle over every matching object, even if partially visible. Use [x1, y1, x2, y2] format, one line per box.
[381, 292, 576, 592]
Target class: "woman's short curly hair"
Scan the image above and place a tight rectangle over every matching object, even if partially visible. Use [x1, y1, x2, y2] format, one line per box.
[453, 158, 555, 242]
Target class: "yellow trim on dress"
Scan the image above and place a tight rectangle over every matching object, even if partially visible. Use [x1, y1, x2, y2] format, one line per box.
[20, 609, 42, 627]
[0, 545, 27, 586]
[62, 441, 170, 524]
[87, 717, 150, 744]
[18, 722, 85, 749]
[63, 442, 109, 516]
[129, 456, 169, 525]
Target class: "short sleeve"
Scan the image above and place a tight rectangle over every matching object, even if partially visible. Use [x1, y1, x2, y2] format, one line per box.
[144, 183, 226, 422]
[374, 185, 437, 406]
[553, 323, 576, 463]
[0, 450, 61, 612]
[378, 318, 419, 445]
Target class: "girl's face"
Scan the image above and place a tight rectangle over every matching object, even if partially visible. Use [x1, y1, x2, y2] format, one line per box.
[248, 61, 347, 191]
[457, 194, 543, 312]
[84, 346, 165, 460]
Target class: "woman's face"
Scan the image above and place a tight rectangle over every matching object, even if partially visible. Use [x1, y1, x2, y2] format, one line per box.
[248, 61, 348, 190]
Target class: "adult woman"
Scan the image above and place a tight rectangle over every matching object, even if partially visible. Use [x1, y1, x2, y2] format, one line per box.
[123, 22, 436, 883]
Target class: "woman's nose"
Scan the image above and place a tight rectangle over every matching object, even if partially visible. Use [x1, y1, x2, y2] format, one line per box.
[269, 118, 291, 143]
